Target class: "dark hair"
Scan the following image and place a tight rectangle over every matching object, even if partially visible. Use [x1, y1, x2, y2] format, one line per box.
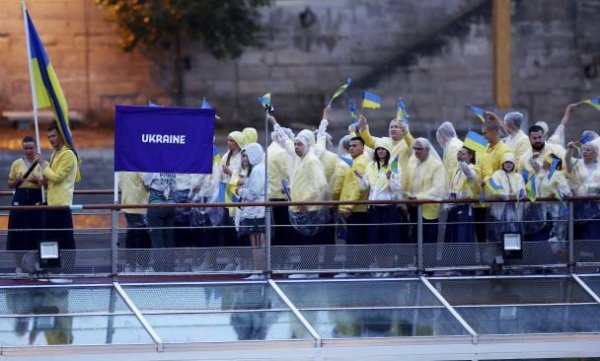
[548, 153, 563, 170]
[482, 121, 499, 133]
[528, 125, 544, 135]
[374, 147, 390, 169]
[22, 136, 36, 144]
[48, 124, 59, 133]
[462, 146, 476, 164]
[241, 149, 253, 176]
[349, 136, 365, 146]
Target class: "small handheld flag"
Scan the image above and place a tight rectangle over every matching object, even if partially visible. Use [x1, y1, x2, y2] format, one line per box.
[396, 98, 409, 123]
[581, 97, 600, 112]
[348, 99, 358, 123]
[547, 155, 559, 180]
[329, 78, 351, 105]
[580, 133, 593, 144]
[362, 91, 382, 109]
[390, 155, 399, 174]
[258, 93, 271, 110]
[463, 130, 489, 153]
[468, 105, 486, 122]
[281, 178, 291, 201]
[213, 145, 221, 165]
[201, 97, 213, 109]
[339, 155, 353, 167]
[486, 178, 503, 195]
[525, 175, 537, 202]
[218, 181, 240, 203]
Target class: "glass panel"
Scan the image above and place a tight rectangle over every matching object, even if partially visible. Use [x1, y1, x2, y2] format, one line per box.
[0, 287, 130, 315]
[580, 276, 600, 296]
[146, 311, 311, 342]
[432, 278, 594, 306]
[301, 308, 468, 338]
[456, 304, 600, 334]
[0, 315, 153, 346]
[122, 284, 287, 312]
[276, 280, 440, 309]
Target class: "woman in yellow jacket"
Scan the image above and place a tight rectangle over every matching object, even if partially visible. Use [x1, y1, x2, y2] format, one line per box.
[445, 146, 480, 243]
[403, 138, 448, 243]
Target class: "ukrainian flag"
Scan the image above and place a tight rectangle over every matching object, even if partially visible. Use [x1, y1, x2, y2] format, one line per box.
[25, 10, 80, 181]
[217, 182, 240, 203]
[330, 78, 351, 103]
[258, 93, 271, 109]
[362, 91, 382, 109]
[396, 98, 409, 122]
[390, 155, 399, 174]
[486, 178, 503, 195]
[463, 130, 488, 153]
[201, 97, 213, 109]
[583, 96, 600, 111]
[348, 99, 358, 123]
[468, 105, 486, 122]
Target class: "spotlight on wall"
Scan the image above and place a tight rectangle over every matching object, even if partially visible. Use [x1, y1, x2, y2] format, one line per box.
[503, 232, 522, 259]
[39, 241, 61, 268]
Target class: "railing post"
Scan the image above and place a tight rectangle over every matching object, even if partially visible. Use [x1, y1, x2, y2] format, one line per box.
[111, 173, 119, 276]
[265, 206, 272, 276]
[417, 203, 424, 273]
[568, 200, 575, 274]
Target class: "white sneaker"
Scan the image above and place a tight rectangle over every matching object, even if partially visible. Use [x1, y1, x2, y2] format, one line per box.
[123, 264, 134, 273]
[333, 272, 351, 278]
[143, 266, 154, 272]
[244, 274, 264, 280]
[14, 267, 23, 274]
[288, 273, 308, 279]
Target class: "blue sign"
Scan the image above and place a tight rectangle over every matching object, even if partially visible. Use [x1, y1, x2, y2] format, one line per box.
[114, 105, 215, 173]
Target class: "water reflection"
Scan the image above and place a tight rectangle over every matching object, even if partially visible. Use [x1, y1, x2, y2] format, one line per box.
[6, 288, 73, 345]
[230, 284, 274, 340]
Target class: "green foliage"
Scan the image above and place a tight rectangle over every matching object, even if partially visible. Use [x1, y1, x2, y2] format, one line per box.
[95, 0, 271, 59]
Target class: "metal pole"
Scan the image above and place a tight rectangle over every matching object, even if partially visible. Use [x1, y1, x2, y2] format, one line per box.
[417, 204, 424, 273]
[568, 200, 574, 274]
[264, 108, 271, 276]
[21, 1, 46, 204]
[111, 172, 119, 276]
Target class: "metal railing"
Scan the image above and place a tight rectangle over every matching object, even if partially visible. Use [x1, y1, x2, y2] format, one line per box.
[1, 192, 600, 277]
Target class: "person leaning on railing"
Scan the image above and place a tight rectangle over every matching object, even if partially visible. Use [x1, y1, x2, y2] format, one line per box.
[7, 136, 43, 273]
[565, 140, 600, 240]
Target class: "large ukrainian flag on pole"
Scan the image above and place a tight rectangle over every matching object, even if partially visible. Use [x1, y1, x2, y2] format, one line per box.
[24, 6, 81, 181]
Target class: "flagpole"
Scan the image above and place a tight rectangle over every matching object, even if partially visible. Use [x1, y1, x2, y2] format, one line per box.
[263, 107, 271, 276]
[22, 1, 46, 204]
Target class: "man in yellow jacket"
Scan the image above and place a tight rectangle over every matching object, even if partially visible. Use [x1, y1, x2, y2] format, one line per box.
[359, 116, 413, 173]
[38, 125, 78, 252]
[339, 137, 369, 246]
[403, 138, 448, 243]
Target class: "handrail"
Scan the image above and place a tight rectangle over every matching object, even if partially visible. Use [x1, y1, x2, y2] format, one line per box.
[1, 194, 600, 212]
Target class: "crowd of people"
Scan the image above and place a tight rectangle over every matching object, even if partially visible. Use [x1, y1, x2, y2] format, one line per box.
[7, 103, 600, 274]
